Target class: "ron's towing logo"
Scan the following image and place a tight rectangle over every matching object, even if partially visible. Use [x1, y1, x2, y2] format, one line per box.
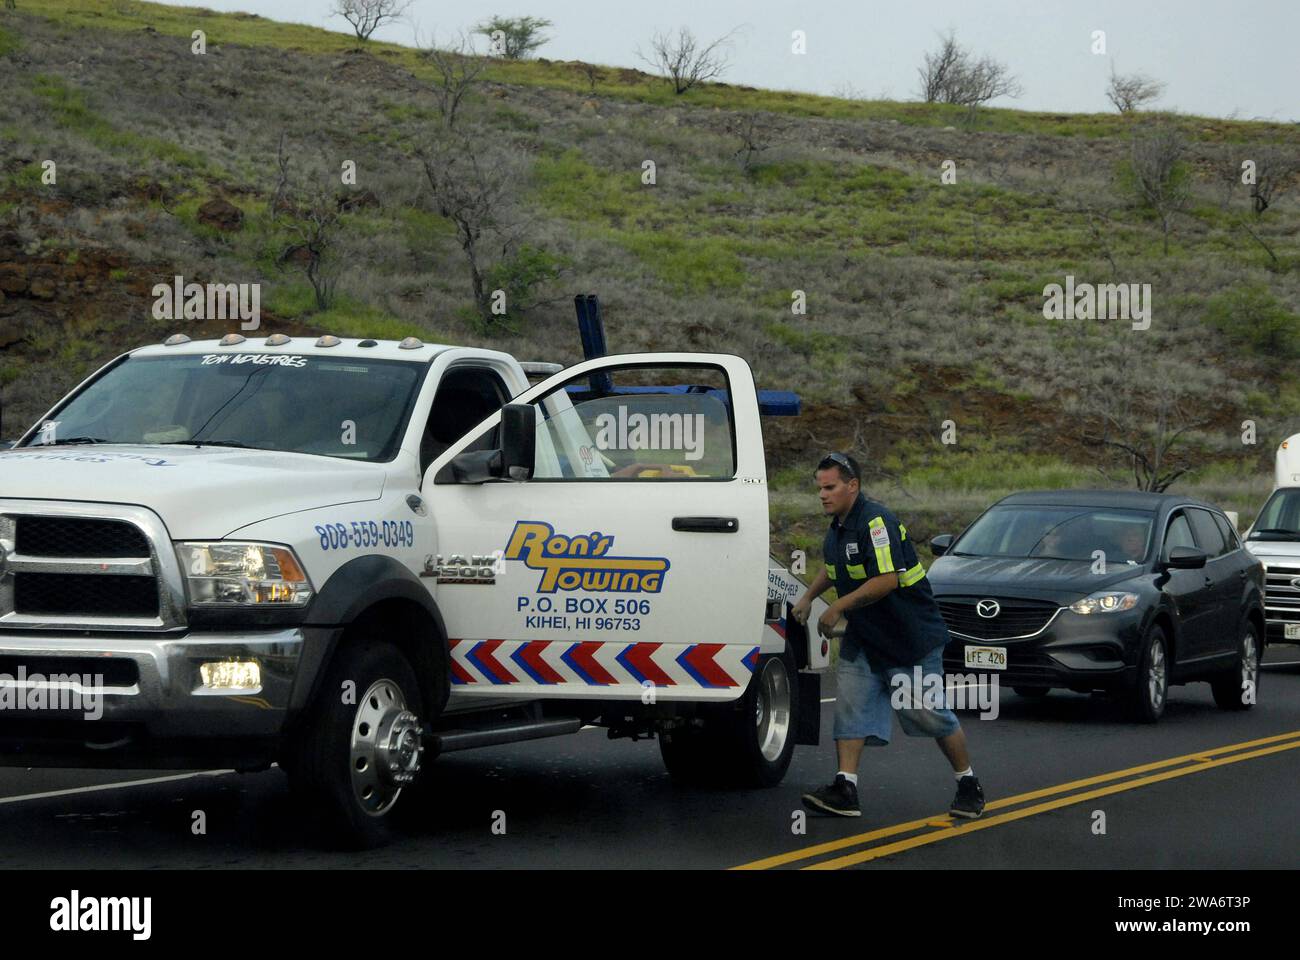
[504, 520, 669, 593]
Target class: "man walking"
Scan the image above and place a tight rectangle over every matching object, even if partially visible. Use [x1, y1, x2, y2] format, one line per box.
[792, 452, 985, 819]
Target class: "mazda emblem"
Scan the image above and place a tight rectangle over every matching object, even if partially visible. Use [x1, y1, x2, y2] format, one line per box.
[976, 599, 1001, 618]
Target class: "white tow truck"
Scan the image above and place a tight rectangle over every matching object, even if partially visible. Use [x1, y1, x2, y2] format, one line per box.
[0, 304, 830, 845]
[1243, 433, 1300, 647]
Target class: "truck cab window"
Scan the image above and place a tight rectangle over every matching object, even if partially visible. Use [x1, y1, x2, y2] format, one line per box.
[421, 366, 509, 473]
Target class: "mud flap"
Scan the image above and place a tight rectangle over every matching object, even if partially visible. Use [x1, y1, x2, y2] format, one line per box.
[795, 670, 820, 745]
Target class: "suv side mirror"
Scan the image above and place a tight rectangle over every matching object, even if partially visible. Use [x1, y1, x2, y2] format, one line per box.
[930, 534, 954, 557]
[1164, 545, 1208, 570]
[436, 404, 535, 484]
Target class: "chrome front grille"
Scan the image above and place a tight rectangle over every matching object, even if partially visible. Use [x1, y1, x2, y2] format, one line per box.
[937, 596, 1062, 641]
[1262, 562, 1300, 623]
[0, 502, 186, 631]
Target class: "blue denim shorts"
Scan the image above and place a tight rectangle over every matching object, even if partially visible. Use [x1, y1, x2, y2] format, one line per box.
[834, 643, 960, 744]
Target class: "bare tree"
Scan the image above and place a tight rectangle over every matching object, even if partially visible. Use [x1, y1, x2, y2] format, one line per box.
[916, 29, 1021, 117]
[416, 134, 520, 326]
[331, 0, 412, 43]
[1126, 123, 1191, 254]
[474, 15, 553, 59]
[1246, 144, 1300, 216]
[271, 145, 344, 312]
[1105, 64, 1165, 113]
[1082, 339, 1206, 492]
[917, 30, 964, 103]
[578, 62, 604, 95]
[725, 112, 780, 174]
[638, 26, 737, 95]
[419, 34, 488, 129]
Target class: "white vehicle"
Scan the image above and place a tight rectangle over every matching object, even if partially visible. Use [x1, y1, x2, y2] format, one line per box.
[0, 327, 830, 846]
[1243, 433, 1300, 646]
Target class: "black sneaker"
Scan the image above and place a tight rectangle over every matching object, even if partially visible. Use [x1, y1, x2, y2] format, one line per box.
[801, 774, 861, 817]
[950, 775, 985, 819]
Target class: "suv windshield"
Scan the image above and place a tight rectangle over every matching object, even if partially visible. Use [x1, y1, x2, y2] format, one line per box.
[19, 353, 424, 461]
[1249, 489, 1300, 541]
[952, 505, 1155, 563]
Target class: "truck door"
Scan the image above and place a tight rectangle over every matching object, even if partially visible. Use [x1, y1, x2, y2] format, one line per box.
[424, 353, 768, 705]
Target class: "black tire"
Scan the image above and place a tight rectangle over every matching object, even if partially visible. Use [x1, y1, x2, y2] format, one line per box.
[659, 642, 799, 788]
[1210, 619, 1260, 711]
[1013, 686, 1051, 698]
[1127, 623, 1169, 723]
[285, 641, 426, 849]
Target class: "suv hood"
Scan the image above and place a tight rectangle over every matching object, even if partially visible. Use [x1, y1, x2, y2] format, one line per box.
[0, 445, 385, 539]
[929, 554, 1146, 602]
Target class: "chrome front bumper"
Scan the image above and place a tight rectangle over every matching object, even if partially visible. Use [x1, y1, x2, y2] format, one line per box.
[0, 628, 306, 740]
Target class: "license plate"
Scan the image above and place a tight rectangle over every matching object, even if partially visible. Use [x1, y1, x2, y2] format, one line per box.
[964, 645, 1007, 670]
[1286, 624, 1300, 641]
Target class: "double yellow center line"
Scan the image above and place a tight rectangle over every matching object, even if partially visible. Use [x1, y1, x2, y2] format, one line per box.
[734, 729, 1300, 870]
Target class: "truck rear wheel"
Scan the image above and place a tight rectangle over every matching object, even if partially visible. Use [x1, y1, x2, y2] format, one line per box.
[659, 642, 798, 788]
[286, 641, 425, 849]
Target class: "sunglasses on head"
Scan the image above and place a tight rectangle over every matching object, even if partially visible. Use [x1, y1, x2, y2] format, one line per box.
[820, 452, 858, 480]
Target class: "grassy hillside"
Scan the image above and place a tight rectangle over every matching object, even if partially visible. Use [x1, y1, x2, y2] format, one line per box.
[1, 1, 1298, 555]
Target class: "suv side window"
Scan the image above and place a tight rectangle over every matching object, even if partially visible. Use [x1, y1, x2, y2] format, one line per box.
[1212, 512, 1240, 551]
[1187, 508, 1227, 558]
[1163, 511, 1196, 556]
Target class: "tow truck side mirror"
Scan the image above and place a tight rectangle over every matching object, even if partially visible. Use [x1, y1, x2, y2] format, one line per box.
[499, 403, 535, 481]
[436, 404, 535, 484]
[930, 534, 954, 557]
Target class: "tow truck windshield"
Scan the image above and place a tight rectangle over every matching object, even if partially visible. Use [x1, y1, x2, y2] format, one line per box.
[18, 353, 424, 462]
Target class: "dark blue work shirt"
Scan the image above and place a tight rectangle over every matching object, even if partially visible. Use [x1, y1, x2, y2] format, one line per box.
[823, 494, 950, 669]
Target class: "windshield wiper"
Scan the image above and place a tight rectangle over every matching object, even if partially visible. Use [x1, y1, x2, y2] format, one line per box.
[158, 439, 254, 449]
[30, 437, 112, 446]
[1251, 528, 1300, 538]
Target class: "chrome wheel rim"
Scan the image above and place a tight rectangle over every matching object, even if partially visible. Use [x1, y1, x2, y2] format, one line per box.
[755, 658, 792, 763]
[350, 678, 423, 818]
[1148, 640, 1167, 711]
[1242, 630, 1258, 696]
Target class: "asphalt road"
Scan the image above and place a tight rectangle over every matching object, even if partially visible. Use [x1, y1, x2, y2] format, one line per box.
[1, 648, 1297, 870]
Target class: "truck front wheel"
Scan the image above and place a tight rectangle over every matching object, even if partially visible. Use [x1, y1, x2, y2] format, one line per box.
[285, 641, 425, 848]
[659, 642, 798, 788]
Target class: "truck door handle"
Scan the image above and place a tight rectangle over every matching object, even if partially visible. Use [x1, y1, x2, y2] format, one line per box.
[672, 516, 739, 533]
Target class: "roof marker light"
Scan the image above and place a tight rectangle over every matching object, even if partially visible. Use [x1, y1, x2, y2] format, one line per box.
[315, 335, 341, 348]
[398, 336, 424, 350]
[219, 333, 246, 346]
[358, 339, 378, 348]
[163, 333, 191, 346]
[265, 334, 291, 346]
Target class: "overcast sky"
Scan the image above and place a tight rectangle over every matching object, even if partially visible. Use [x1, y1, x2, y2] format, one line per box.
[172, 0, 1298, 120]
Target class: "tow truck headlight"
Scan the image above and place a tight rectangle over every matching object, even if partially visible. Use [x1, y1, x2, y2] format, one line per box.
[175, 542, 313, 606]
[1069, 592, 1139, 615]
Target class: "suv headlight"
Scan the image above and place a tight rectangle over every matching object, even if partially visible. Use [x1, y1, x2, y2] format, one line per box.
[175, 542, 313, 606]
[1069, 591, 1139, 615]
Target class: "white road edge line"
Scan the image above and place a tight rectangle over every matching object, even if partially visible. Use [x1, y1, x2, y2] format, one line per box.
[0, 769, 233, 806]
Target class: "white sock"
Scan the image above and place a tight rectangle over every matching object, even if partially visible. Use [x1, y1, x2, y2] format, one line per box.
[837, 771, 858, 785]
[953, 767, 973, 781]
